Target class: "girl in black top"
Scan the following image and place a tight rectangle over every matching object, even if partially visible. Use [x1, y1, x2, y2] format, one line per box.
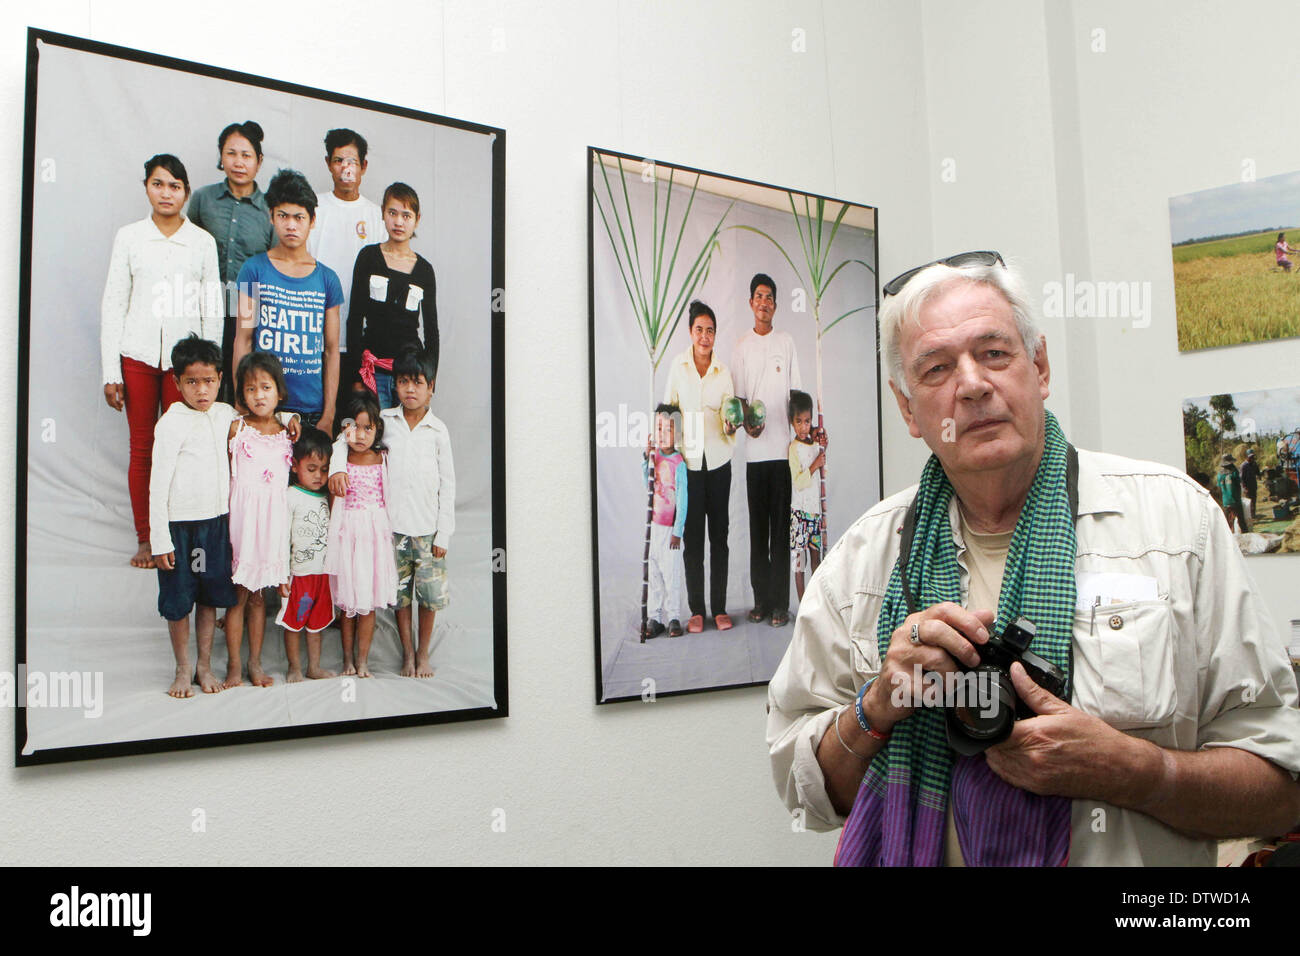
[346, 182, 438, 408]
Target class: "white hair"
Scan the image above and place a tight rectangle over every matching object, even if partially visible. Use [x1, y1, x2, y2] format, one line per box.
[878, 259, 1041, 396]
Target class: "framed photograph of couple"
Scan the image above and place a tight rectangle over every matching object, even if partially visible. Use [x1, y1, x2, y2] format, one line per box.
[17, 30, 507, 764]
[587, 146, 881, 703]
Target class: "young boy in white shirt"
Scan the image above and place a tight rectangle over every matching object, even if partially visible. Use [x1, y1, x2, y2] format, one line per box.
[329, 345, 454, 677]
[151, 334, 298, 697]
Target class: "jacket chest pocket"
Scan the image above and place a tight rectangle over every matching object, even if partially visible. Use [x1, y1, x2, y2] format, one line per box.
[1071, 599, 1177, 729]
[848, 591, 887, 679]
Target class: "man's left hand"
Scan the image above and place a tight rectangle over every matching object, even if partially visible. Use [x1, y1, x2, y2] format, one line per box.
[984, 662, 1146, 803]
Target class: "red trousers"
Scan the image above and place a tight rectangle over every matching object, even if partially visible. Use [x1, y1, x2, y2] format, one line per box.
[121, 356, 182, 544]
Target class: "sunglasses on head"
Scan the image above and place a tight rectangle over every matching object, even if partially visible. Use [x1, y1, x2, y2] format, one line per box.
[882, 250, 1005, 298]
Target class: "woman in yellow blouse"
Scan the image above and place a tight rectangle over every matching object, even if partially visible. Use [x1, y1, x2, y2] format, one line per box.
[662, 301, 738, 632]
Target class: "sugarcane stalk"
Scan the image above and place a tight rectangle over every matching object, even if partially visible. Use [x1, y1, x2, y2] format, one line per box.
[641, 380, 655, 641]
[814, 304, 827, 561]
[592, 152, 731, 642]
[641, 465, 654, 642]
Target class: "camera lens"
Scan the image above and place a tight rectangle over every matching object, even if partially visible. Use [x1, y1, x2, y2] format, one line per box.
[953, 700, 1010, 738]
[946, 668, 1016, 753]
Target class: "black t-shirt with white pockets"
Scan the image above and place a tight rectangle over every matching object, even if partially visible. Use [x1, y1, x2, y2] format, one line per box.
[346, 243, 439, 368]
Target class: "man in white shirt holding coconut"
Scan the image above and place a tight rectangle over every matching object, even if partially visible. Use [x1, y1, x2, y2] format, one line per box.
[731, 273, 811, 628]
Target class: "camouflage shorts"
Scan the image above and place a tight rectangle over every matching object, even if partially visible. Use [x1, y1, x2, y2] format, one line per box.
[393, 533, 449, 610]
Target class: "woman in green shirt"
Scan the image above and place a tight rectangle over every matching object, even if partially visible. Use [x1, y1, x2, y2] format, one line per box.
[188, 120, 274, 397]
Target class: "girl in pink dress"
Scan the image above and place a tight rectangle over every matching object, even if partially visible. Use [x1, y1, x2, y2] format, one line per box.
[224, 352, 294, 689]
[325, 392, 398, 678]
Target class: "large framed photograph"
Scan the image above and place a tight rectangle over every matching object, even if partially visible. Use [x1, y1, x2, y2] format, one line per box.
[17, 30, 507, 764]
[588, 147, 880, 703]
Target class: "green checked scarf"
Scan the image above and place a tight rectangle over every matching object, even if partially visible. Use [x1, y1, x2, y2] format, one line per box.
[834, 410, 1077, 867]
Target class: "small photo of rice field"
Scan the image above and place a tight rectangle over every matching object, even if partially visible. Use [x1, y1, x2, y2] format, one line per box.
[1170, 170, 1300, 351]
[1182, 386, 1300, 555]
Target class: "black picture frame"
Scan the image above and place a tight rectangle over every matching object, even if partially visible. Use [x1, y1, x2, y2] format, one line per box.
[16, 29, 508, 765]
[588, 146, 882, 705]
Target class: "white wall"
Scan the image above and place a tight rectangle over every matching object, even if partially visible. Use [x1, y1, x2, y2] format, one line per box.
[0, 0, 1292, 865]
[0, 0, 933, 866]
[1063, 0, 1300, 642]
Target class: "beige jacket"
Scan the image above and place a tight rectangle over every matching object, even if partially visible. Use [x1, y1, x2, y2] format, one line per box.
[766, 448, 1300, 865]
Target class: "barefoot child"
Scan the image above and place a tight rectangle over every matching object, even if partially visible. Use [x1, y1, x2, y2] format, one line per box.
[224, 352, 299, 688]
[788, 390, 826, 601]
[150, 336, 238, 697]
[276, 427, 337, 682]
[329, 346, 454, 677]
[641, 404, 688, 639]
[324, 392, 398, 677]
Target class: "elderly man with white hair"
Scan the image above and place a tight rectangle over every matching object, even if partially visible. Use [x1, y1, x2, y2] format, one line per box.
[766, 251, 1300, 866]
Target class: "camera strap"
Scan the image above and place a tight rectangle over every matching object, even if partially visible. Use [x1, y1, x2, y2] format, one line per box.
[895, 443, 1080, 699]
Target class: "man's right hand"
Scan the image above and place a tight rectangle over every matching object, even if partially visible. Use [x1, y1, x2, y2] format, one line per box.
[154, 552, 175, 571]
[103, 383, 124, 411]
[739, 399, 765, 438]
[865, 602, 995, 732]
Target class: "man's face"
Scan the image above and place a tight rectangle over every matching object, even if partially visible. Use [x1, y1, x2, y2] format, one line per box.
[328, 143, 366, 190]
[889, 281, 1050, 479]
[749, 284, 776, 331]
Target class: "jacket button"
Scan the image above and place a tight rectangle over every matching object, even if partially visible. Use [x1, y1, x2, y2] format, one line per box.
[1109, 614, 1123, 630]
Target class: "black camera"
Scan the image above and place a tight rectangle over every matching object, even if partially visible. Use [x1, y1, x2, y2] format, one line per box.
[944, 616, 1066, 756]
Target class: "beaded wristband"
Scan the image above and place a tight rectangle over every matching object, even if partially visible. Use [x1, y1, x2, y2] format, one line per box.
[854, 676, 891, 741]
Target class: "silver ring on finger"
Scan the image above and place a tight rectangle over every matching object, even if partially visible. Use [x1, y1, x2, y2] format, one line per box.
[909, 622, 921, 646]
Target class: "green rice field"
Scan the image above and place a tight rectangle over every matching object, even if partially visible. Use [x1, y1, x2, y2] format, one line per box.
[1173, 228, 1300, 350]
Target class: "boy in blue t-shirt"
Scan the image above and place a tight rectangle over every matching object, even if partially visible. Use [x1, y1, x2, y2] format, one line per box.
[234, 168, 343, 434]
